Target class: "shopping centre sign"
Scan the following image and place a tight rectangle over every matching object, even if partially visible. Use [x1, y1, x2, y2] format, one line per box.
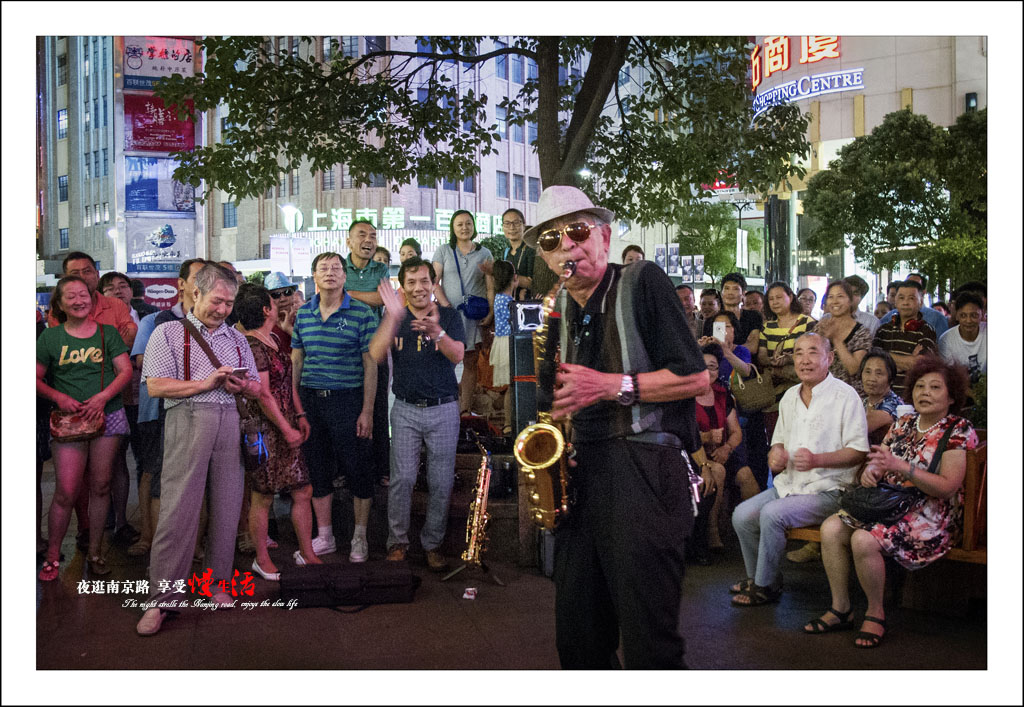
[750, 35, 864, 117]
[278, 205, 509, 237]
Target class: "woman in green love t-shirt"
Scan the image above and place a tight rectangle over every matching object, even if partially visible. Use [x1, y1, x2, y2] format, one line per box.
[36, 276, 132, 581]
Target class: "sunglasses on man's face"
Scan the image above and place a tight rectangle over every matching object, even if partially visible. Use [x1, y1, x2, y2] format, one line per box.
[270, 287, 297, 299]
[537, 222, 600, 252]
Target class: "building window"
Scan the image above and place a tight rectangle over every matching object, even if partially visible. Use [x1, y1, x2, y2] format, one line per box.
[527, 58, 538, 81]
[84, 206, 91, 227]
[103, 202, 110, 222]
[511, 54, 524, 84]
[366, 173, 386, 188]
[84, 153, 91, 179]
[56, 109, 68, 139]
[511, 119, 524, 144]
[463, 175, 475, 193]
[323, 36, 334, 60]
[461, 41, 477, 70]
[59, 228, 69, 250]
[527, 120, 538, 145]
[223, 201, 237, 228]
[341, 36, 358, 58]
[442, 178, 457, 192]
[494, 39, 507, 80]
[417, 174, 433, 189]
[103, 100, 108, 126]
[529, 177, 541, 203]
[496, 170, 509, 199]
[83, 99, 90, 129]
[265, 185, 274, 199]
[94, 203, 101, 224]
[291, 37, 300, 56]
[513, 174, 525, 201]
[57, 54, 67, 86]
[365, 36, 386, 54]
[94, 151, 100, 177]
[496, 106, 507, 139]
[57, 175, 68, 202]
[220, 117, 234, 144]
[103, 148, 109, 175]
[290, 169, 299, 195]
[322, 168, 335, 190]
[277, 174, 286, 198]
[618, 66, 631, 88]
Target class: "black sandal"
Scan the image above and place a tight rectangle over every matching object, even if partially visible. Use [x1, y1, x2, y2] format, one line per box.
[854, 615, 886, 648]
[731, 582, 783, 607]
[803, 607, 855, 634]
[729, 577, 754, 594]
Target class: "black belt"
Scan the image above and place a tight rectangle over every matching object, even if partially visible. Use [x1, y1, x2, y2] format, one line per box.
[396, 394, 457, 408]
[304, 388, 358, 398]
[624, 431, 684, 449]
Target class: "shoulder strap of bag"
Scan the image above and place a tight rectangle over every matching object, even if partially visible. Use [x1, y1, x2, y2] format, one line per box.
[182, 318, 248, 418]
[99, 324, 104, 391]
[774, 317, 803, 357]
[925, 421, 958, 476]
[452, 246, 468, 299]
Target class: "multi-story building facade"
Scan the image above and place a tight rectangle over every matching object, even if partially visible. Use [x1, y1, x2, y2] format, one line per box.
[748, 35, 987, 307]
[37, 36, 118, 275]
[210, 36, 565, 272]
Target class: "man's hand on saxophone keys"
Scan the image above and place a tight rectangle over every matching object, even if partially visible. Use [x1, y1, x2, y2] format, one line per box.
[551, 363, 621, 420]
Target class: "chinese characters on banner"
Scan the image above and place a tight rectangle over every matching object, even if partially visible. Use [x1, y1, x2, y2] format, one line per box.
[125, 157, 195, 212]
[124, 94, 195, 153]
[123, 36, 195, 90]
[751, 36, 840, 91]
[126, 217, 196, 273]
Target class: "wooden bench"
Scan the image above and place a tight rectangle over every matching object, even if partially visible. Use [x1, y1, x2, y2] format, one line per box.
[785, 442, 988, 564]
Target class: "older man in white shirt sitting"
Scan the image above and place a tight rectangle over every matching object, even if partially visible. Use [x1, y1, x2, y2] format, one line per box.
[730, 332, 869, 607]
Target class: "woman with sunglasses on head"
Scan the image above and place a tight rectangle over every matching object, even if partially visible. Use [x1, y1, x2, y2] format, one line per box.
[37, 276, 132, 581]
[234, 284, 319, 575]
[432, 210, 495, 415]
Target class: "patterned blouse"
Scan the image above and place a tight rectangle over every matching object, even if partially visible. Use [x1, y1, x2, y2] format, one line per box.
[829, 322, 874, 395]
[841, 413, 977, 570]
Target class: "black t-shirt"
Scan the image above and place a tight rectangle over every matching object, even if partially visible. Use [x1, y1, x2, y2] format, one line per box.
[390, 305, 466, 400]
[565, 262, 706, 448]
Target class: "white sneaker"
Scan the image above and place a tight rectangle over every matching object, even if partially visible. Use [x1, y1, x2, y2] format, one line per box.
[349, 536, 368, 563]
[311, 534, 336, 556]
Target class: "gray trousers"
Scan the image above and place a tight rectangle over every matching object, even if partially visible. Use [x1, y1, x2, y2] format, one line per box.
[386, 399, 460, 551]
[147, 402, 243, 605]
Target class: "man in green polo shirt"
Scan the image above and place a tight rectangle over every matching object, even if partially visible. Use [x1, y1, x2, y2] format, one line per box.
[292, 252, 379, 562]
[344, 219, 392, 487]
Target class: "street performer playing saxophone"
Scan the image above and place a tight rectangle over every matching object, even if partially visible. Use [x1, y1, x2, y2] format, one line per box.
[371, 257, 466, 572]
[523, 186, 709, 669]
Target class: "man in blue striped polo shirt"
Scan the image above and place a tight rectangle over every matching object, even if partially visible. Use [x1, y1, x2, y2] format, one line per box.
[291, 252, 379, 563]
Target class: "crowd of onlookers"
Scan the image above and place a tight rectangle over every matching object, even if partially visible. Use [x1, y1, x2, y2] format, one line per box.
[37, 227, 986, 645]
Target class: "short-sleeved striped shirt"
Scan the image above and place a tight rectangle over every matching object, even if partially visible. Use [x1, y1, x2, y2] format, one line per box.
[292, 292, 378, 390]
[759, 314, 816, 358]
[872, 314, 937, 397]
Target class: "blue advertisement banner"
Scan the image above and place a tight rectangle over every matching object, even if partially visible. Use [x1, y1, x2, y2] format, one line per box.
[125, 157, 195, 213]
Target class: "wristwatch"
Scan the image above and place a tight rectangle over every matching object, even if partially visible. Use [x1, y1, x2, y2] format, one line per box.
[616, 373, 636, 406]
[435, 330, 447, 341]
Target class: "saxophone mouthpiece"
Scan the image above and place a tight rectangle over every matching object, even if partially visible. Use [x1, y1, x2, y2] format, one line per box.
[561, 260, 577, 277]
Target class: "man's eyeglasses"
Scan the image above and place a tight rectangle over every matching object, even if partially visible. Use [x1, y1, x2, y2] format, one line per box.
[270, 287, 298, 299]
[502, 220, 523, 228]
[315, 266, 344, 275]
[537, 222, 599, 252]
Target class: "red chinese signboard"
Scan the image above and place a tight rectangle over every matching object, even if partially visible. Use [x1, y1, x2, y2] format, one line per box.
[124, 94, 195, 152]
[751, 36, 841, 91]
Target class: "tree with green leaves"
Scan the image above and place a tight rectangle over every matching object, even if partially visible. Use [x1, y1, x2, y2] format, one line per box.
[673, 201, 739, 285]
[155, 36, 809, 227]
[802, 108, 986, 286]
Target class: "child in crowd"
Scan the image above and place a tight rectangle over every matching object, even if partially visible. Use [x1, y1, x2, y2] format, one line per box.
[489, 261, 517, 435]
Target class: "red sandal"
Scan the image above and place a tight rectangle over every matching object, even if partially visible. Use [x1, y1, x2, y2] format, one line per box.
[39, 559, 60, 582]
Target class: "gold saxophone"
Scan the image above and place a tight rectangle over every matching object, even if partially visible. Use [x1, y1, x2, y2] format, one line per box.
[514, 261, 576, 530]
[461, 431, 492, 566]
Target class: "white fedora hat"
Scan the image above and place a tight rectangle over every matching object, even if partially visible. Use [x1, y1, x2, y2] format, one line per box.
[523, 186, 615, 249]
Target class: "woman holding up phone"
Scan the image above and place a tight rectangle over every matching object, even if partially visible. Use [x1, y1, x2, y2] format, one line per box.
[699, 311, 751, 386]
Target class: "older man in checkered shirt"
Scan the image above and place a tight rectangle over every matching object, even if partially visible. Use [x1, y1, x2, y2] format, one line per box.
[136, 264, 260, 637]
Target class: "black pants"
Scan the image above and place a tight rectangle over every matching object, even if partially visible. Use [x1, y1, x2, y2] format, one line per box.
[372, 361, 391, 479]
[553, 439, 693, 669]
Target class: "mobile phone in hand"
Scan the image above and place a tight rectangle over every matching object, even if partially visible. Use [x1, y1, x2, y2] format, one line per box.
[230, 367, 248, 378]
[712, 321, 727, 343]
